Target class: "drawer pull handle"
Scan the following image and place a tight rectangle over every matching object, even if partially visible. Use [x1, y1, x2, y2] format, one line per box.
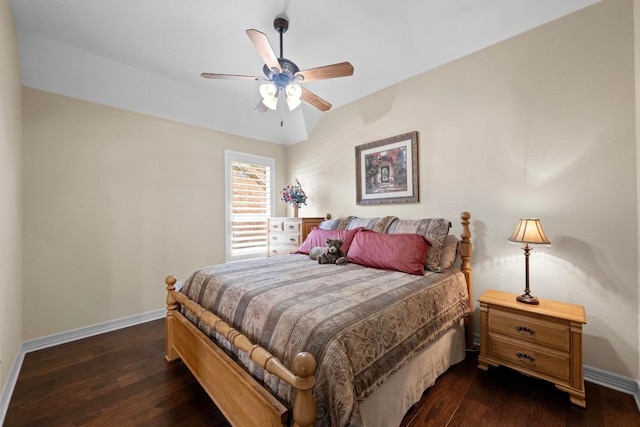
[287, 225, 295, 230]
[272, 237, 277, 240]
[516, 326, 535, 336]
[272, 225, 279, 229]
[516, 352, 535, 364]
[289, 238, 296, 242]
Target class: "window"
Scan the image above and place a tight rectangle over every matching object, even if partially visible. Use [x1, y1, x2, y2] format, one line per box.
[225, 151, 275, 262]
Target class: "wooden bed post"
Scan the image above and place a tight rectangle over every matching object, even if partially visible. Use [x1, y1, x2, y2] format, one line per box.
[459, 212, 474, 349]
[165, 275, 179, 362]
[291, 352, 317, 427]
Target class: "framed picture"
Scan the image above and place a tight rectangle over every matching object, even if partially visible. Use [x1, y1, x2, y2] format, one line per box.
[355, 131, 419, 205]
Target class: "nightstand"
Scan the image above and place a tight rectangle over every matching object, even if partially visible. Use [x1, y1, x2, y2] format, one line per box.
[268, 217, 324, 256]
[477, 289, 587, 407]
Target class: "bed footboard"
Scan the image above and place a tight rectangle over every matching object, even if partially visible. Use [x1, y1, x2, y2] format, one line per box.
[165, 276, 316, 427]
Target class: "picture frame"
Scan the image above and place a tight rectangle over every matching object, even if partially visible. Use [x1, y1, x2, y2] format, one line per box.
[355, 131, 419, 205]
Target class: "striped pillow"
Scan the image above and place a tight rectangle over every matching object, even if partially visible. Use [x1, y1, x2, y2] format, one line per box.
[346, 216, 398, 233]
[317, 216, 354, 230]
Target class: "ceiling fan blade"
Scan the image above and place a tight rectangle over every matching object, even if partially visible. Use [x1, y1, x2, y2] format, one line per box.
[295, 62, 354, 82]
[201, 73, 262, 81]
[254, 100, 268, 113]
[301, 87, 332, 112]
[246, 29, 282, 73]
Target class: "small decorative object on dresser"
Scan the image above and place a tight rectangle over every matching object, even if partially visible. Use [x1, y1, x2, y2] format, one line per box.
[478, 289, 587, 407]
[268, 216, 325, 256]
[280, 179, 307, 217]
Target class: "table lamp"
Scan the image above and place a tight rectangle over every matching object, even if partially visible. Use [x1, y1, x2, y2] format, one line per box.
[508, 218, 551, 304]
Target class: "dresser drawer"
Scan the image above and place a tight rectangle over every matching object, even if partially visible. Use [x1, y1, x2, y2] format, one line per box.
[489, 308, 570, 352]
[282, 220, 300, 232]
[269, 232, 300, 245]
[488, 333, 570, 382]
[268, 244, 298, 257]
[269, 220, 284, 231]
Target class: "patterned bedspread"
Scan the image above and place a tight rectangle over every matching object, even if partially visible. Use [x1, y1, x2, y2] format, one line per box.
[180, 254, 469, 427]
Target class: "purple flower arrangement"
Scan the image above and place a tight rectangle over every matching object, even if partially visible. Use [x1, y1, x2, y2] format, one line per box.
[280, 179, 307, 207]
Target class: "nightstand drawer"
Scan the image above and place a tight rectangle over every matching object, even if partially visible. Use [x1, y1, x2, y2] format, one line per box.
[489, 308, 570, 352]
[488, 333, 570, 382]
[269, 232, 300, 245]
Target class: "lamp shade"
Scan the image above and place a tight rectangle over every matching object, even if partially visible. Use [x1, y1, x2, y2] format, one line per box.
[259, 83, 278, 110]
[508, 218, 551, 246]
[285, 84, 302, 110]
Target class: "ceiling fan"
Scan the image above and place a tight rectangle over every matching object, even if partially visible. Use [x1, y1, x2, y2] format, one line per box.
[201, 17, 354, 114]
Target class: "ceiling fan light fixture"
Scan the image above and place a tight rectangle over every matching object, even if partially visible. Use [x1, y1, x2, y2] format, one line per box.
[285, 83, 302, 110]
[259, 83, 278, 110]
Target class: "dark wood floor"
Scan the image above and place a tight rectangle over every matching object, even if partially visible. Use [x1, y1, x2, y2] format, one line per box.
[5, 319, 639, 426]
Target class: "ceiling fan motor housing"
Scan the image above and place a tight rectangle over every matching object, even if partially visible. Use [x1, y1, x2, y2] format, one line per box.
[263, 58, 299, 88]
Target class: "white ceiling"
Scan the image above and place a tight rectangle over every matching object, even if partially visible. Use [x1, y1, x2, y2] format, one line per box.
[10, 0, 600, 145]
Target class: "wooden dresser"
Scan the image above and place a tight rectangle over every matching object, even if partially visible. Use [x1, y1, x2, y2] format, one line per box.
[478, 289, 587, 407]
[268, 217, 324, 257]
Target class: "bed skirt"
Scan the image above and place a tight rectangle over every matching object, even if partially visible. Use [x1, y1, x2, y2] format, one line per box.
[360, 320, 465, 427]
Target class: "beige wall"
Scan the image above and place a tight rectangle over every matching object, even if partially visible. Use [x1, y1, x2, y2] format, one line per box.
[22, 88, 286, 339]
[288, 0, 639, 379]
[0, 0, 23, 392]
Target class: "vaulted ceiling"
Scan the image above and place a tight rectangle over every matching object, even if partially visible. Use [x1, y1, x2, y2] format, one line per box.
[10, 0, 600, 145]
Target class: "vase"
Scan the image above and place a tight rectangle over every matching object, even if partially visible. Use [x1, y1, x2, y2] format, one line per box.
[293, 204, 299, 218]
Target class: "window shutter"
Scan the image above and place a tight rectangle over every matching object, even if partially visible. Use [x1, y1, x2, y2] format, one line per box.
[230, 160, 271, 257]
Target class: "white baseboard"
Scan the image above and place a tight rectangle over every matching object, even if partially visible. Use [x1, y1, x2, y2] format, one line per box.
[0, 308, 165, 425]
[22, 308, 166, 352]
[472, 332, 640, 411]
[584, 365, 640, 410]
[0, 344, 25, 424]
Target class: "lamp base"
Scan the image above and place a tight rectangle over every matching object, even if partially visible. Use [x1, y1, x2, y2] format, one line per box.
[516, 293, 539, 305]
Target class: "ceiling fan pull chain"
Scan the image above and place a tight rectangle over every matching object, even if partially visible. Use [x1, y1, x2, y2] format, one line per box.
[279, 87, 285, 127]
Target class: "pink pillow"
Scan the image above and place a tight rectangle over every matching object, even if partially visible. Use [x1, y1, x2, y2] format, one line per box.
[297, 227, 363, 254]
[347, 231, 430, 275]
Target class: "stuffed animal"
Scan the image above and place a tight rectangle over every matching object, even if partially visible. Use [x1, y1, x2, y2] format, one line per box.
[308, 246, 325, 260]
[317, 238, 347, 265]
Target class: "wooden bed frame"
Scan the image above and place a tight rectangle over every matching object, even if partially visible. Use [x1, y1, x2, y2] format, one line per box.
[164, 212, 473, 427]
